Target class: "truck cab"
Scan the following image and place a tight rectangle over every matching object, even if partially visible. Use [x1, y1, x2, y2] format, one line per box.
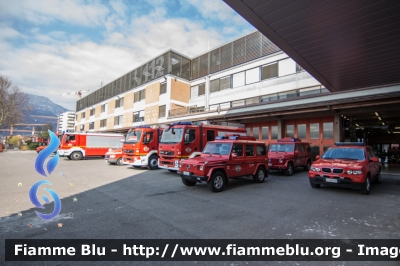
[158, 122, 247, 172]
[268, 137, 312, 176]
[122, 126, 163, 170]
[105, 140, 125, 165]
[178, 135, 269, 192]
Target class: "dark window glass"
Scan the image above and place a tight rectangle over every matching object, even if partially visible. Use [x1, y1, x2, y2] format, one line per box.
[245, 145, 255, 156]
[297, 124, 306, 139]
[160, 83, 167, 94]
[271, 126, 278, 139]
[310, 123, 319, 139]
[253, 127, 259, 139]
[232, 144, 243, 157]
[323, 122, 333, 139]
[286, 125, 294, 137]
[210, 79, 220, 93]
[220, 76, 230, 90]
[198, 83, 205, 96]
[246, 128, 250, 135]
[256, 145, 266, 156]
[262, 127, 268, 140]
[159, 105, 166, 118]
[186, 129, 196, 143]
[207, 130, 215, 141]
[261, 63, 278, 80]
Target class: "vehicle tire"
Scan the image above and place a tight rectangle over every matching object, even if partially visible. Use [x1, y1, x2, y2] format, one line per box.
[253, 167, 266, 183]
[284, 162, 294, 176]
[133, 166, 142, 169]
[181, 177, 196, 186]
[360, 175, 371, 195]
[207, 171, 226, 192]
[67, 155, 71, 160]
[116, 158, 123, 166]
[304, 160, 311, 171]
[148, 155, 158, 170]
[168, 169, 177, 173]
[310, 182, 321, 188]
[70, 151, 82, 161]
[373, 169, 381, 184]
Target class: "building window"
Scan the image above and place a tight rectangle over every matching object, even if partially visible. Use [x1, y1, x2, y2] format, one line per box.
[134, 89, 146, 102]
[253, 127, 259, 139]
[100, 119, 106, 127]
[160, 83, 166, 94]
[278, 58, 297, 77]
[114, 115, 122, 126]
[246, 128, 250, 135]
[219, 76, 230, 91]
[133, 111, 144, 122]
[80, 125, 84, 131]
[159, 105, 166, 118]
[297, 124, 306, 139]
[262, 62, 278, 80]
[271, 126, 278, 139]
[115, 97, 124, 108]
[323, 122, 333, 139]
[90, 109, 94, 116]
[310, 123, 319, 139]
[286, 125, 294, 137]
[101, 104, 106, 113]
[231, 100, 244, 107]
[232, 72, 245, 88]
[245, 97, 259, 105]
[210, 79, 219, 93]
[81, 112, 86, 119]
[262, 126, 268, 140]
[89, 122, 94, 130]
[245, 67, 260, 84]
[198, 83, 205, 96]
[191, 85, 199, 98]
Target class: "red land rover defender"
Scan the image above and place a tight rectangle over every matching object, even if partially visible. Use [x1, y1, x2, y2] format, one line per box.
[309, 142, 381, 195]
[268, 138, 312, 176]
[178, 135, 269, 193]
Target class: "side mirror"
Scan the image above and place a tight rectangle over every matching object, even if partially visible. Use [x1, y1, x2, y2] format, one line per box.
[315, 155, 320, 160]
[370, 157, 379, 162]
[184, 134, 189, 143]
[232, 153, 237, 158]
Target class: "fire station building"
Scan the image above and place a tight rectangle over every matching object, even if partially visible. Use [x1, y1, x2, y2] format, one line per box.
[75, 30, 400, 160]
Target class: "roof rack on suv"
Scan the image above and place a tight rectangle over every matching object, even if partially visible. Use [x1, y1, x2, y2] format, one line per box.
[334, 142, 364, 146]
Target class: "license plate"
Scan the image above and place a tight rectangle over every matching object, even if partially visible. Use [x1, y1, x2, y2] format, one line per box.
[268, 163, 272, 166]
[183, 171, 190, 176]
[326, 178, 338, 183]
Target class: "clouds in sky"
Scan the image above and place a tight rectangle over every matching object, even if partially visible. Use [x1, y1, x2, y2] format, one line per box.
[0, 0, 254, 110]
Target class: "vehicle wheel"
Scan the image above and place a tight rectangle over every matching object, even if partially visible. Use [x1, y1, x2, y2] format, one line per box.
[133, 166, 142, 169]
[253, 167, 266, 183]
[181, 177, 196, 186]
[310, 182, 321, 188]
[373, 169, 381, 184]
[284, 162, 294, 176]
[207, 171, 226, 192]
[360, 175, 371, 195]
[116, 158, 123, 166]
[70, 151, 82, 160]
[168, 169, 177, 173]
[304, 160, 311, 171]
[148, 155, 158, 170]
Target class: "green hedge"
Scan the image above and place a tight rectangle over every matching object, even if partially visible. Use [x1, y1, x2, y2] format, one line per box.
[28, 143, 39, 150]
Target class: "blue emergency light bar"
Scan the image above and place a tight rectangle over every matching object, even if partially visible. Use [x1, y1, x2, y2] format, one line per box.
[215, 136, 229, 140]
[277, 138, 297, 142]
[170, 122, 192, 126]
[335, 142, 364, 146]
[229, 136, 239, 140]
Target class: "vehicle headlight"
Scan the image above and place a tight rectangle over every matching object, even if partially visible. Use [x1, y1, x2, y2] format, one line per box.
[268, 159, 271, 162]
[347, 170, 362, 174]
[110, 155, 116, 158]
[178, 162, 181, 168]
[279, 159, 283, 163]
[174, 160, 179, 167]
[199, 165, 204, 171]
[310, 167, 320, 172]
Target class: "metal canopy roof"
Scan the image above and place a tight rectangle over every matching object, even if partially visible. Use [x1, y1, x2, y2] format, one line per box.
[224, 0, 400, 92]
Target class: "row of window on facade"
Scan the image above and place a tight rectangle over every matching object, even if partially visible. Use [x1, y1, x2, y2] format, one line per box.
[246, 122, 334, 141]
[190, 58, 304, 98]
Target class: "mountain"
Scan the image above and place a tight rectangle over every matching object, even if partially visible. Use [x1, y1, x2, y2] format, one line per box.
[0, 94, 69, 138]
[27, 94, 69, 117]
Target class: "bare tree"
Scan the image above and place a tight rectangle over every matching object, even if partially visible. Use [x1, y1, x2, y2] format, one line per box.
[0, 76, 31, 128]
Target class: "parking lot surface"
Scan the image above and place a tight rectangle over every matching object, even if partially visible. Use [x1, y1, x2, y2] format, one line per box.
[1, 151, 400, 265]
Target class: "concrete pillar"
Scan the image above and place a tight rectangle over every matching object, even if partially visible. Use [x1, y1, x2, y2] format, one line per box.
[334, 113, 341, 142]
[277, 119, 284, 138]
[205, 76, 210, 110]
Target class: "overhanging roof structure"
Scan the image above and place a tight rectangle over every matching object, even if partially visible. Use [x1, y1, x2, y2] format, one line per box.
[224, 0, 400, 92]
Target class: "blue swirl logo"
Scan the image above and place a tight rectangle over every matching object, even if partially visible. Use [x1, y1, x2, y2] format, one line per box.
[30, 130, 62, 220]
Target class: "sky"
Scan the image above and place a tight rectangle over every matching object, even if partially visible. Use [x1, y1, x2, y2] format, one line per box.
[0, 0, 255, 111]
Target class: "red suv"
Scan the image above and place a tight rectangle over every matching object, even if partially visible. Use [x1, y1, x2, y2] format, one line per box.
[309, 142, 381, 195]
[268, 138, 312, 176]
[178, 135, 269, 192]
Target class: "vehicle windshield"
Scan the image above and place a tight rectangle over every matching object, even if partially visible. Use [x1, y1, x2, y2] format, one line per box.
[160, 128, 183, 144]
[322, 148, 366, 160]
[125, 130, 142, 143]
[114, 141, 124, 149]
[61, 134, 74, 144]
[269, 144, 294, 152]
[203, 143, 232, 155]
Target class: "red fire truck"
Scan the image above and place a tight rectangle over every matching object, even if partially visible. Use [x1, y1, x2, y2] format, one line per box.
[122, 125, 164, 170]
[105, 140, 125, 165]
[158, 122, 247, 172]
[58, 132, 124, 160]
